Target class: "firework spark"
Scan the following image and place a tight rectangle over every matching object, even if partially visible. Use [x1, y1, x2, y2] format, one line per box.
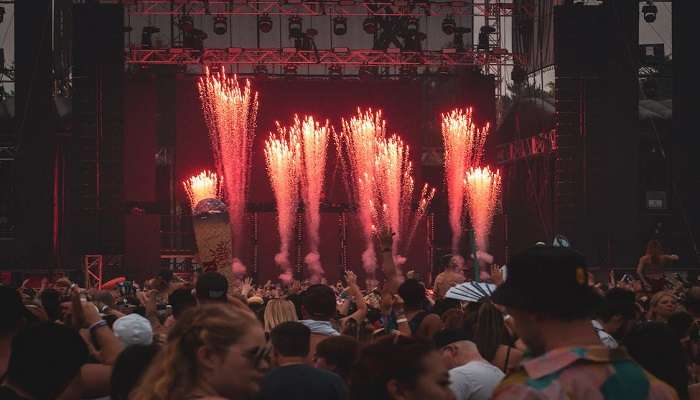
[296, 115, 331, 283]
[441, 108, 490, 253]
[464, 167, 502, 252]
[265, 129, 300, 283]
[183, 170, 222, 211]
[335, 108, 385, 274]
[198, 68, 259, 275]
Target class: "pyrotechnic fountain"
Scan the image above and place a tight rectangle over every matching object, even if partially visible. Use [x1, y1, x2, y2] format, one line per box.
[441, 108, 490, 253]
[296, 116, 331, 283]
[264, 129, 300, 283]
[373, 136, 435, 263]
[335, 108, 385, 275]
[464, 167, 502, 253]
[198, 69, 259, 276]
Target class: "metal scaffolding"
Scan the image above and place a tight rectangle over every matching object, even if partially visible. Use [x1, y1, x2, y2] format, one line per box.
[119, 0, 524, 17]
[126, 47, 524, 67]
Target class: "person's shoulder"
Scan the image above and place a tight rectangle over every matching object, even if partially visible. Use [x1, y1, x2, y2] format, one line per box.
[491, 369, 540, 400]
[644, 369, 680, 400]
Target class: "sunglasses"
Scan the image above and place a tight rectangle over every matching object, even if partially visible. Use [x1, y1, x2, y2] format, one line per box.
[242, 343, 272, 368]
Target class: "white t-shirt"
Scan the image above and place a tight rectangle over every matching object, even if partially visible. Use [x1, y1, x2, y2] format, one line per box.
[449, 360, 505, 400]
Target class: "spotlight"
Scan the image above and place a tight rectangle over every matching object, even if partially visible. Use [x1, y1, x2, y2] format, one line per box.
[328, 64, 342, 77]
[288, 16, 303, 38]
[642, 1, 657, 23]
[333, 16, 348, 36]
[437, 65, 451, 76]
[363, 17, 378, 34]
[441, 16, 456, 35]
[406, 17, 419, 35]
[213, 16, 227, 35]
[141, 26, 160, 49]
[0, 7, 4, 24]
[179, 15, 194, 33]
[283, 64, 298, 75]
[259, 14, 273, 33]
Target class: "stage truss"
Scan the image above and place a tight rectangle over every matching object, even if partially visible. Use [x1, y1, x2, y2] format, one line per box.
[118, 0, 531, 17]
[127, 47, 524, 67]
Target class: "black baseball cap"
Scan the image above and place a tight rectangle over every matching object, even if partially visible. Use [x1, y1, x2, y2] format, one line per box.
[491, 246, 601, 318]
[195, 272, 228, 301]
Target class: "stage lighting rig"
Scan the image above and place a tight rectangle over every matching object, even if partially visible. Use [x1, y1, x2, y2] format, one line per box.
[179, 15, 194, 32]
[213, 16, 227, 35]
[363, 17, 378, 34]
[405, 16, 419, 35]
[254, 64, 268, 79]
[259, 14, 273, 33]
[283, 64, 298, 76]
[642, 1, 657, 23]
[328, 64, 342, 78]
[452, 26, 470, 51]
[478, 25, 496, 51]
[141, 26, 160, 49]
[399, 65, 418, 79]
[289, 16, 303, 38]
[442, 16, 456, 35]
[183, 29, 208, 50]
[333, 16, 348, 36]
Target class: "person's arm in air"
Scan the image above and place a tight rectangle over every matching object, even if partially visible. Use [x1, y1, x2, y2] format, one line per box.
[82, 302, 124, 365]
[344, 271, 368, 324]
[380, 229, 401, 296]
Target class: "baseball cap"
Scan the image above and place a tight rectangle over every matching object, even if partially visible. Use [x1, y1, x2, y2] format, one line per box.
[491, 245, 601, 318]
[112, 314, 153, 346]
[195, 271, 229, 301]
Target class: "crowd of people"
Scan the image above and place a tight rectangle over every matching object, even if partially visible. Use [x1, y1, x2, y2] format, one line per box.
[0, 236, 696, 399]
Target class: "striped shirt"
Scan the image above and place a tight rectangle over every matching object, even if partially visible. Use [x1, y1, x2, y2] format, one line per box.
[492, 345, 678, 400]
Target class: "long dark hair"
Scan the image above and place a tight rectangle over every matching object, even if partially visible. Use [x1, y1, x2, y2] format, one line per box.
[646, 240, 663, 264]
[625, 322, 689, 400]
[473, 300, 512, 362]
[350, 335, 434, 400]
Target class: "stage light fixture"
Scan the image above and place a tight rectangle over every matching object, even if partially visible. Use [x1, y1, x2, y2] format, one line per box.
[0, 7, 4, 23]
[642, 1, 657, 23]
[289, 16, 303, 38]
[179, 15, 194, 33]
[442, 16, 456, 35]
[328, 64, 342, 77]
[406, 16, 419, 35]
[141, 26, 160, 49]
[399, 65, 418, 79]
[259, 14, 273, 33]
[437, 65, 451, 76]
[477, 25, 495, 51]
[363, 17, 378, 34]
[283, 64, 298, 75]
[183, 29, 208, 50]
[254, 64, 269, 79]
[358, 65, 378, 80]
[333, 16, 348, 36]
[213, 16, 227, 35]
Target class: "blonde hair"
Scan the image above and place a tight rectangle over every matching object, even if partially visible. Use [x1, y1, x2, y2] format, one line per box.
[131, 303, 259, 400]
[648, 291, 675, 322]
[264, 299, 298, 332]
